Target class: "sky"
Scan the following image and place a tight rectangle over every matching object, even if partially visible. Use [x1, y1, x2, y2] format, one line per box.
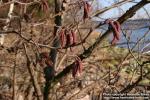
[96, 0, 150, 19]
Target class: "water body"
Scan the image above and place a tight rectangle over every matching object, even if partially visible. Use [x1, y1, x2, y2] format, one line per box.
[119, 28, 150, 53]
[99, 19, 150, 53]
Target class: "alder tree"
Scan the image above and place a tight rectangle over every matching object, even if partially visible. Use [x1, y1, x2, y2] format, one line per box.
[0, 0, 150, 100]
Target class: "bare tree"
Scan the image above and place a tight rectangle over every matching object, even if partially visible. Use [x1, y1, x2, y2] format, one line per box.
[0, 0, 150, 100]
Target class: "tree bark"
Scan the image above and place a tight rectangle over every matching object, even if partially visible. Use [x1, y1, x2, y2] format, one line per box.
[44, 0, 62, 100]
[50, 0, 62, 66]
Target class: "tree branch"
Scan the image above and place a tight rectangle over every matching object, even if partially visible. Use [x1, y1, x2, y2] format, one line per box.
[92, 0, 132, 17]
[23, 43, 43, 100]
[120, 61, 150, 93]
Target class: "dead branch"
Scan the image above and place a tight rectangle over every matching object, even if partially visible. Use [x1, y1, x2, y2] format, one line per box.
[12, 52, 17, 100]
[23, 43, 43, 100]
[92, 0, 132, 17]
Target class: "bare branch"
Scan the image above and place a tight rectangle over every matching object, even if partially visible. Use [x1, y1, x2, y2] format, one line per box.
[23, 43, 43, 100]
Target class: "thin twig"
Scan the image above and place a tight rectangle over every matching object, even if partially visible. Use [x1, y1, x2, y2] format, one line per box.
[12, 52, 17, 100]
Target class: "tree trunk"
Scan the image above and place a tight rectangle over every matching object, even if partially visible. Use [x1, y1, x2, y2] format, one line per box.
[44, 0, 62, 100]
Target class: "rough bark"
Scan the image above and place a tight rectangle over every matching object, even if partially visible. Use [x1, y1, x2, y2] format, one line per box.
[44, 0, 62, 100]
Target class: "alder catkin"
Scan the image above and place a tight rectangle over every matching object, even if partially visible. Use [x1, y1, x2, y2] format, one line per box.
[78, 59, 83, 73]
[41, 0, 49, 13]
[113, 21, 121, 40]
[72, 57, 83, 77]
[59, 29, 66, 48]
[66, 34, 70, 46]
[72, 62, 78, 77]
[105, 19, 121, 44]
[71, 30, 77, 45]
[83, 1, 91, 20]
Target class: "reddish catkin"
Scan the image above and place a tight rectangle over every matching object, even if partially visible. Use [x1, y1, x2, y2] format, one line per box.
[66, 34, 70, 46]
[105, 19, 121, 44]
[59, 29, 66, 48]
[109, 21, 120, 40]
[66, 33, 73, 46]
[111, 36, 117, 45]
[113, 21, 121, 40]
[66, 33, 73, 51]
[69, 33, 74, 45]
[72, 61, 78, 77]
[83, 1, 91, 20]
[70, 33, 74, 51]
[41, 0, 49, 13]
[86, 2, 91, 12]
[72, 57, 83, 78]
[60, 29, 77, 49]
[77, 58, 82, 73]
[71, 30, 77, 45]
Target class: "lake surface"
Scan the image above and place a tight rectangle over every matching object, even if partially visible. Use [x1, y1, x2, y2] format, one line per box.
[118, 27, 150, 52]
[100, 19, 150, 53]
